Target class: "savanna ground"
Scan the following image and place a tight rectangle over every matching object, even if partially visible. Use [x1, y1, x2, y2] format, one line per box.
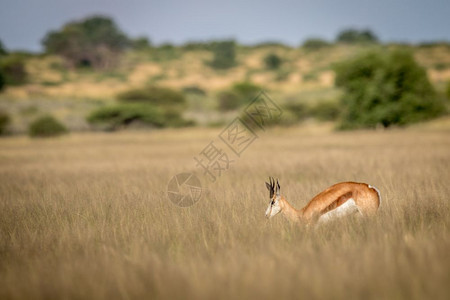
[1, 122, 449, 300]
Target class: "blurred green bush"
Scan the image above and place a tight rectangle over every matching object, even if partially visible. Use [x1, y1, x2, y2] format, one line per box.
[309, 101, 341, 121]
[89, 86, 192, 130]
[218, 91, 242, 111]
[209, 40, 236, 69]
[236, 97, 342, 128]
[0, 39, 7, 56]
[264, 53, 282, 70]
[282, 101, 341, 124]
[217, 91, 240, 111]
[0, 70, 4, 91]
[0, 110, 11, 135]
[131, 37, 152, 50]
[29, 115, 68, 137]
[231, 81, 261, 100]
[182, 86, 206, 96]
[336, 29, 378, 44]
[335, 50, 445, 129]
[87, 104, 193, 130]
[182, 41, 212, 51]
[217, 81, 262, 111]
[0, 54, 28, 86]
[117, 86, 186, 107]
[302, 38, 331, 50]
[284, 102, 309, 122]
[446, 81, 450, 100]
[87, 103, 164, 130]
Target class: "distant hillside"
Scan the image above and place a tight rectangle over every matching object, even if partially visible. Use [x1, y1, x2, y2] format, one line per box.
[2, 43, 450, 100]
[1, 43, 450, 133]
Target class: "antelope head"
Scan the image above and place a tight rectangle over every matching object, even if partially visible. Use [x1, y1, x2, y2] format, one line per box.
[265, 177, 282, 218]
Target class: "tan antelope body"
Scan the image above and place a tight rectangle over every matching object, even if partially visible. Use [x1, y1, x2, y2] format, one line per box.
[265, 178, 381, 224]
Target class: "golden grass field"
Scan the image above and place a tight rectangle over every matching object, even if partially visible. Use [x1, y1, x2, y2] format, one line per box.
[0, 124, 449, 299]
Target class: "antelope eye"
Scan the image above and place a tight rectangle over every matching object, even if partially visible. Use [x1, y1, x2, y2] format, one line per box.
[271, 200, 275, 205]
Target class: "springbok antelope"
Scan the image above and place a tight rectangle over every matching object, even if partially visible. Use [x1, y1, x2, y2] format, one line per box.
[265, 177, 381, 224]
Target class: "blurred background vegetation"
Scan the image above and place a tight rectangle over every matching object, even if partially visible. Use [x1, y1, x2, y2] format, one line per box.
[0, 15, 449, 137]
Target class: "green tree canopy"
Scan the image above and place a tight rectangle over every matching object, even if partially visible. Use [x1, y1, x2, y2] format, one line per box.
[0, 54, 28, 86]
[28, 115, 68, 137]
[0, 39, 7, 56]
[446, 81, 450, 100]
[209, 40, 236, 69]
[132, 37, 152, 50]
[117, 86, 186, 107]
[264, 53, 282, 69]
[0, 110, 10, 134]
[335, 50, 445, 128]
[42, 15, 129, 69]
[0, 72, 4, 91]
[217, 81, 261, 111]
[0, 40, 8, 90]
[336, 29, 378, 44]
[302, 38, 331, 50]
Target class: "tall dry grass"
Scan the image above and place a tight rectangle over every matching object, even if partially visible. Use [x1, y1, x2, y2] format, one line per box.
[0, 127, 449, 299]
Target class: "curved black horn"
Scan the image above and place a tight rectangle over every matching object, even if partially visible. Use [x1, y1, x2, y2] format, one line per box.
[266, 176, 275, 198]
[276, 179, 281, 195]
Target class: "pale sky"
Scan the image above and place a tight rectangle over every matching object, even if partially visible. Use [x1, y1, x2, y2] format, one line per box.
[1, 0, 449, 51]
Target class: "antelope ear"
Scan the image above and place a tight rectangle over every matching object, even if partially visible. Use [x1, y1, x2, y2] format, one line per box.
[265, 182, 271, 191]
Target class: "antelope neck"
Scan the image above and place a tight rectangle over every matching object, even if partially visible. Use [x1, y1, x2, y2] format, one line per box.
[279, 196, 303, 222]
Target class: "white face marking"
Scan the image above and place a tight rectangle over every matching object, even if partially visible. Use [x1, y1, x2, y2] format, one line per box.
[318, 198, 359, 223]
[265, 196, 281, 218]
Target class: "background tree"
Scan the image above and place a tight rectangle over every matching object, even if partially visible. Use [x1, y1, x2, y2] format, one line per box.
[302, 38, 331, 50]
[446, 81, 450, 100]
[0, 39, 7, 56]
[209, 40, 236, 69]
[231, 81, 261, 100]
[117, 86, 186, 107]
[217, 81, 261, 111]
[132, 37, 152, 50]
[0, 54, 28, 86]
[264, 53, 282, 69]
[182, 41, 212, 51]
[336, 29, 378, 44]
[335, 50, 445, 129]
[1, 39, 27, 90]
[0, 71, 4, 91]
[217, 90, 241, 111]
[88, 85, 191, 130]
[28, 115, 68, 137]
[0, 110, 10, 135]
[42, 15, 130, 69]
